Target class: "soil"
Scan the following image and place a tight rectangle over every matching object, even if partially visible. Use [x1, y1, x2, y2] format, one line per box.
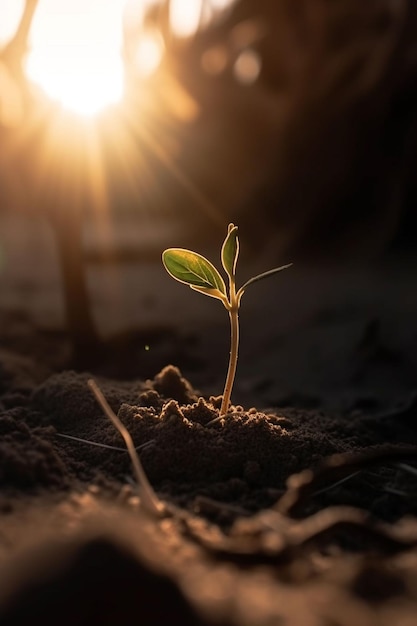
[1, 215, 417, 625]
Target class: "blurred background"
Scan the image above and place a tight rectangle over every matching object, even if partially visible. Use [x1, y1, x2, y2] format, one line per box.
[1, 0, 417, 411]
[2, 0, 417, 255]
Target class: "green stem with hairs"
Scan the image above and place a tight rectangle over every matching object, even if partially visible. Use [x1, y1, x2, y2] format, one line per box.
[220, 301, 239, 416]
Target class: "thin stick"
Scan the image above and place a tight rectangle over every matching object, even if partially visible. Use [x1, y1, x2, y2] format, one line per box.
[55, 432, 155, 453]
[397, 462, 417, 478]
[88, 379, 165, 517]
[312, 471, 361, 496]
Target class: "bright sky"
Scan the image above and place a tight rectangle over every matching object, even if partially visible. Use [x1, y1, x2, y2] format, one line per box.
[0, 0, 234, 116]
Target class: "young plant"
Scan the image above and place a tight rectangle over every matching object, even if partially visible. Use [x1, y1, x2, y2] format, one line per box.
[162, 224, 292, 418]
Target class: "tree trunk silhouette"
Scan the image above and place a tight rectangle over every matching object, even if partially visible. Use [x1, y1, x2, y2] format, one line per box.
[0, 0, 100, 360]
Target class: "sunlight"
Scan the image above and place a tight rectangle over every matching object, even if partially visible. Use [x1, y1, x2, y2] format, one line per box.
[169, 0, 236, 38]
[134, 31, 164, 77]
[0, 0, 25, 45]
[170, 0, 203, 38]
[26, 0, 125, 116]
[1, 0, 237, 117]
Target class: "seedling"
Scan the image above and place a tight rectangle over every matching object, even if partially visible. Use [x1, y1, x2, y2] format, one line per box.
[163, 224, 292, 418]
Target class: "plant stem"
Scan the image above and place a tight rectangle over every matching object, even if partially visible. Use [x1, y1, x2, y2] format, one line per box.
[220, 303, 239, 416]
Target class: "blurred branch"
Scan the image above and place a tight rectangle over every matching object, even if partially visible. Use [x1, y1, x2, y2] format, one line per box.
[0, 0, 39, 83]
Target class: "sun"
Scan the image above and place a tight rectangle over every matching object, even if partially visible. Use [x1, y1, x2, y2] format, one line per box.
[19, 0, 236, 117]
[26, 0, 126, 117]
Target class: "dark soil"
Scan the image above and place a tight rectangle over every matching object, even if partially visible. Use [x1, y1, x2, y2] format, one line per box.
[2, 210, 417, 626]
[1, 291, 417, 625]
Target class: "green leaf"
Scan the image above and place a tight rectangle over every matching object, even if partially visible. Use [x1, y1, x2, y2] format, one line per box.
[163, 248, 226, 294]
[238, 263, 293, 295]
[221, 224, 239, 278]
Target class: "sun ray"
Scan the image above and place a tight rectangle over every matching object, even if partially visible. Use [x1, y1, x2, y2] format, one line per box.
[3, 0, 236, 239]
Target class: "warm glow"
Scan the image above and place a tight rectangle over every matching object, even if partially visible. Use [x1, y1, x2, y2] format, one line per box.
[0, 0, 25, 45]
[1, 0, 238, 116]
[26, 0, 125, 116]
[169, 0, 237, 38]
[134, 31, 164, 77]
[234, 49, 261, 85]
[170, 0, 203, 38]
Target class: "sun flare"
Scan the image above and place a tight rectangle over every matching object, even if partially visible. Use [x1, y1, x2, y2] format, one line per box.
[3, 0, 236, 117]
[26, 0, 126, 116]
